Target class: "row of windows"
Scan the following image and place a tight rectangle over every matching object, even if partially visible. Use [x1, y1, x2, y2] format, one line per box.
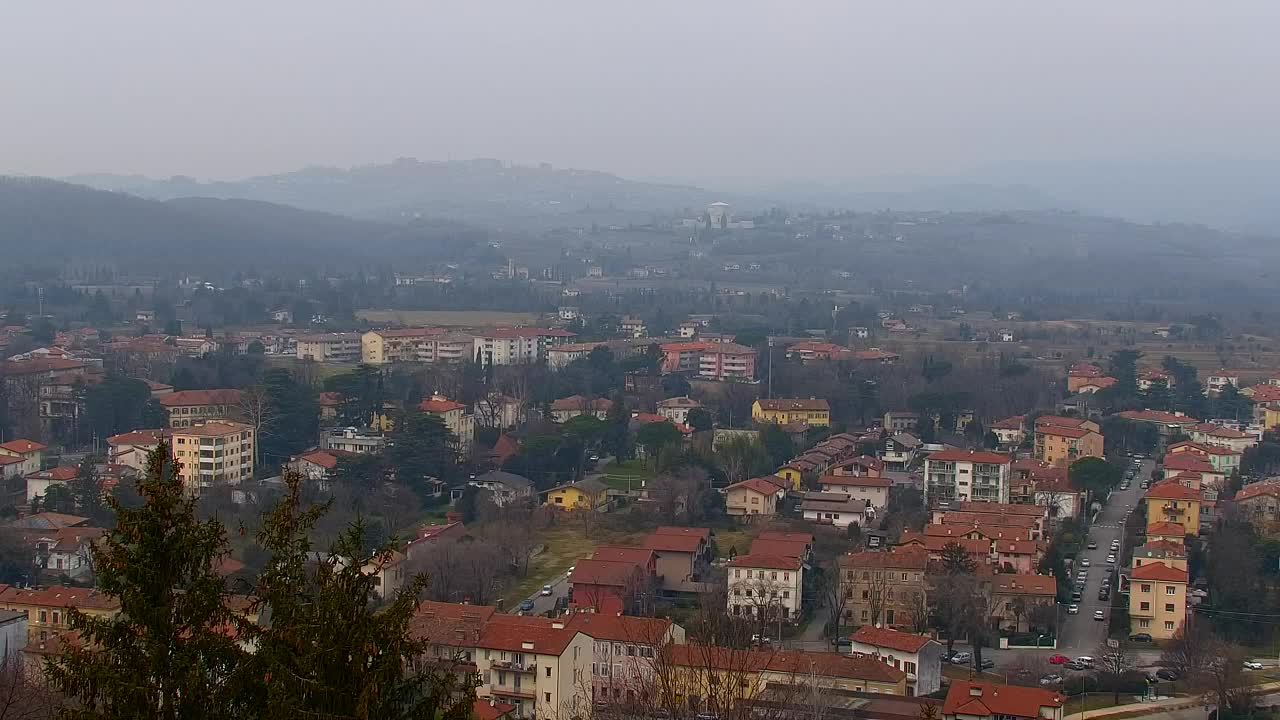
[846, 571, 922, 582]
[733, 588, 791, 599]
[1137, 602, 1179, 613]
[592, 642, 655, 658]
[733, 569, 791, 581]
[1134, 619, 1178, 631]
[1136, 584, 1181, 595]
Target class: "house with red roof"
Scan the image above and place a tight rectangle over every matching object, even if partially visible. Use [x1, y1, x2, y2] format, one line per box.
[837, 546, 929, 631]
[566, 613, 685, 702]
[157, 389, 245, 428]
[990, 416, 1026, 449]
[288, 449, 344, 481]
[1235, 478, 1280, 531]
[24, 466, 79, 504]
[1128, 561, 1188, 639]
[818, 473, 890, 510]
[1165, 442, 1239, 479]
[641, 529, 714, 595]
[567, 558, 651, 614]
[849, 626, 943, 696]
[726, 553, 804, 622]
[0, 439, 46, 477]
[724, 476, 786, 520]
[419, 394, 475, 458]
[943, 681, 1065, 720]
[549, 395, 613, 423]
[1145, 480, 1203, 535]
[1187, 423, 1256, 453]
[473, 613, 592, 718]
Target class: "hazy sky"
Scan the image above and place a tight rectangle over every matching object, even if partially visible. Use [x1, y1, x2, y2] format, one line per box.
[3, 1, 1279, 185]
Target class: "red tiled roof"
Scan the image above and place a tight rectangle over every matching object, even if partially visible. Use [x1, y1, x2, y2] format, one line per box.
[820, 474, 891, 488]
[1237, 478, 1280, 502]
[1118, 410, 1199, 425]
[590, 545, 658, 566]
[641, 533, 703, 554]
[297, 450, 340, 470]
[1036, 425, 1093, 438]
[726, 553, 802, 571]
[408, 601, 497, 645]
[1137, 539, 1187, 556]
[1162, 454, 1218, 474]
[850, 626, 935, 653]
[0, 456, 21, 467]
[899, 532, 991, 556]
[157, 389, 244, 407]
[0, 439, 46, 454]
[662, 645, 905, 684]
[569, 559, 643, 588]
[0, 584, 119, 611]
[1246, 385, 1280, 402]
[419, 397, 465, 413]
[1146, 480, 1202, 501]
[2, 358, 87, 375]
[659, 341, 716, 352]
[726, 477, 785, 496]
[477, 615, 582, 654]
[566, 613, 672, 644]
[756, 398, 831, 412]
[1145, 521, 1187, 536]
[106, 429, 164, 446]
[27, 466, 80, 482]
[990, 573, 1056, 596]
[749, 538, 809, 559]
[1131, 561, 1187, 582]
[944, 681, 1065, 718]
[474, 699, 516, 720]
[370, 327, 445, 338]
[924, 524, 1031, 542]
[927, 449, 1011, 464]
[942, 511, 1038, 529]
[991, 416, 1025, 430]
[1035, 415, 1088, 428]
[1167, 441, 1240, 457]
[956, 501, 1047, 516]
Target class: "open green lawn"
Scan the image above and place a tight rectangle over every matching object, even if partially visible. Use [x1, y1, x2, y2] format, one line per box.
[1064, 693, 1135, 717]
[714, 526, 762, 560]
[501, 523, 598, 607]
[598, 459, 655, 491]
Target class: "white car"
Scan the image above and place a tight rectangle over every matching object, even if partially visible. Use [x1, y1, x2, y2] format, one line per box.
[1067, 604, 1079, 615]
[540, 585, 553, 596]
[1106, 555, 1117, 564]
[1093, 610, 1106, 621]
[1244, 661, 1264, 670]
[1081, 558, 1091, 567]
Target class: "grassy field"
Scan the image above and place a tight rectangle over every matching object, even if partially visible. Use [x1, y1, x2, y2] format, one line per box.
[502, 523, 596, 607]
[598, 459, 655, 491]
[355, 309, 542, 327]
[715, 525, 764, 560]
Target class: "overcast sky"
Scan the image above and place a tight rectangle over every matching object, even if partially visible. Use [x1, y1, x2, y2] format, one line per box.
[3, 1, 1278, 186]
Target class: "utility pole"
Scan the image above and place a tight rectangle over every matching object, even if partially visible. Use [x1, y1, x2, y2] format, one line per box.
[767, 337, 774, 399]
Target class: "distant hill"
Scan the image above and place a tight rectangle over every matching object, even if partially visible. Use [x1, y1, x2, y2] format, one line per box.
[0, 177, 489, 270]
[66, 158, 729, 227]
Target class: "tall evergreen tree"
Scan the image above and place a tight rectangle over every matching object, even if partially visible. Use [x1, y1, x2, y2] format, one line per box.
[45, 443, 248, 719]
[244, 474, 477, 719]
[388, 410, 459, 494]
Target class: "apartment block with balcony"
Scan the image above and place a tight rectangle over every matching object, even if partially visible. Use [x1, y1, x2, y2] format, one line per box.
[476, 616, 593, 720]
[170, 420, 255, 494]
[1143, 480, 1202, 536]
[295, 333, 362, 362]
[158, 389, 245, 428]
[923, 449, 1012, 507]
[1033, 419, 1104, 466]
[1128, 561, 1187, 640]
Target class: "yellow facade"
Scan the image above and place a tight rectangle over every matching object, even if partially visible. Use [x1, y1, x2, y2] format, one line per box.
[545, 485, 605, 511]
[1265, 405, 1280, 430]
[1144, 496, 1201, 536]
[1128, 564, 1187, 640]
[170, 420, 255, 494]
[1034, 430, 1104, 466]
[751, 400, 831, 427]
[774, 467, 804, 491]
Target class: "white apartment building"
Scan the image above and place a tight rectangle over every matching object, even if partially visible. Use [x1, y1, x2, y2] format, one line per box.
[923, 449, 1012, 506]
[726, 553, 804, 622]
[474, 328, 574, 366]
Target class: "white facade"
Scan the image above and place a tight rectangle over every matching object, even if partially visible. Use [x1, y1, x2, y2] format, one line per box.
[477, 629, 593, 720]
[656, 397, 702, 426]
[848, 634, 943, 697]
[727, 560, 804, 622]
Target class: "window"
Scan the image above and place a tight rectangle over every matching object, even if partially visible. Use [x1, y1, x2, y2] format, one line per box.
[771, 572, 777, 580]
[546, 666, 552, 678]
[902, 572, 908, 580]
[1165, 604, 1176, 613]
[861, 610, 868, 621]
[782, 591, 790, 599]
[1140, 602, 1150, 611]
[1166, 586, 1177, 595]
[544, 693, 551, 703]
[38, 611, 47, 623]
[905, 661, 916, 674]
[1165, 621, 1176, 631]
[1141, 584, 1152, 593]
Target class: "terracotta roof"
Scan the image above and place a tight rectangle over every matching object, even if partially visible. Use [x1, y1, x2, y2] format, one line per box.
[924, 524, 1030, 542]
[1145, 521, 1187, 536]
[641, 533, 703, 553]
[991, 416, 1025, 430]
[1246, 385, 1280, 402]
[474, 699, 516, 720]
[899, 532, 991, 556]
[956, 501, 1046, 517]
[1136, 540, 1187, 557]
[27, 466, 79, 482]
[419, 396, 466, 413]
[590, 545, 658, 566]
[1237, 478, 1280, 502]
[0, 456, 21, 467]
[838, 546, 929, 570]
[566, 613, 672, 644]
[662, 645, 905, 684]
[370, 327, 445, 338]
[850, 626, 935, 653]
[726, 477, 785, 496]
[1035, 415, 1089, 428]
[944, 681, 1065, 718]
[1167, 441, 1240, 457]
[1118, 410, 1199, 425]
[749, 538, 810, 559]
[0, 439, 46, 454]
[1131, 561, 1188, 582]
[927, 449, 1011, 464]
[297, 450, 340, 470]
[726, 553, 802, 571]
[408, 601, 497, 645]
[2, 358, 87, 375]
[0, 584, 119, 611]
[6, 512, 90, 530]
[317, 391, 342, 406]
[157, 389, 244, 407]
[942, 511, 1038, 529]
[820, 474, 891, 488]
[990, 573, 1056, 596]
[106, 429, 164, 446]
[756, 398, 831, 412]
[569, 558, 644, 587]
[1036, 425, 1093, 438]
[477, 615, 582, 654]
[1162, 454, 1218, 474]
[1146, 480, 1202, 501]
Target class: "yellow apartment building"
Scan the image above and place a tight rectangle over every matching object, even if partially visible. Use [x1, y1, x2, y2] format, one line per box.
[170, 420, 255, 494]
[752, 398, 831, 426]
[1128, 561, 1187, 640]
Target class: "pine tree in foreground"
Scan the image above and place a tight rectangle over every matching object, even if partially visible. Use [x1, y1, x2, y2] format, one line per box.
[45, 442, 249, 720]
[242, 473, 477, 720]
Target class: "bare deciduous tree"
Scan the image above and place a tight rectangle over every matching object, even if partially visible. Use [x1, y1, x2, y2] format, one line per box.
[0, 655, 57, 720]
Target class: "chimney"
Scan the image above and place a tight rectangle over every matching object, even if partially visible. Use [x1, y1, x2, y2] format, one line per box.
[969, 686, 983, 697]
[551, 621, 565, 629]
[521, 641, 535, 650]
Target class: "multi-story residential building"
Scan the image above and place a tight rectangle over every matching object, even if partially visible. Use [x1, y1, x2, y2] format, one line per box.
[574, 614, 684, 704]
[0, 439, 46, 477]
[883, 412, 920, 433]
[938, 502, 1050, 540]
[837, 546, 929, 631]
[881, 433, 923, 470]
[989, 416, 1026, 449]
[361, 327, 444, 364]
[1205, 371, 1239, 396]
[33, 526, 106, 579]
[549, 395, 612, 423]
[1235, 478, 1280, 533]
[0, 584, 120, 643]
[1144, 480, 1202, 535]
[320, 427, 387, 455]
[660, 341, 713, 374]
[989, 574, 1057, 632]
[105, 429, 164, 471]
[726, 554, 803, 622]
[640, 528, 714, 595]
[157, 389, 245, 428]
[943, 681, 1065, 720]
[724, 477, 785, 519]
[473, 328, 575, 366]
[1033, 416, 1104, 466]
[1166, 441, 1241, 477]
[295, 333, 362, 362]
[1188, 423, 1256, 453]
[545, 478, 609, 513]
[751, 398, 831, 426]
[419, 394, 475, 458]
[923, 449, 1012, 506]
[849, 626, 943, 697]
[1132, 540, 1188, 572]
[1128, 561, 1187, 639]
[817, 474, 890, 510]
[698, 343, 756, 382]
[656, 396, 703, 425]
[25, 466, 79, 503]
[476, 615, 593, 719]
[169, 420, 255, 494]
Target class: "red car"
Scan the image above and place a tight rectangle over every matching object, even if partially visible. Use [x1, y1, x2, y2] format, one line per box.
[1048, 654, 1069, 665]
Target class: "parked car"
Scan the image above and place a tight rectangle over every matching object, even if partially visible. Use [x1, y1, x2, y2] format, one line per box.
[979, 658, 995, 670]
[1129, 632, 1153, 642]
[950, 652, 972, 664]
[1088, 541, 1098, 550]
[518, 599, 535, 612]
[1076, 656, 1095, 666]
[1081, 558, 1091, 567]
[832, 638, 853, 651]
[1064, 661, 1087, 671]
[1041, 674, 1064, 685]
[1048, 654, 1069, 665]
[1244, 661, 1265, 670]
[541, 584, 553, 596]
[1156, 668, 1179, 681]
[1093, 610, 1106, 621]
[1106, 555, 1117, 564]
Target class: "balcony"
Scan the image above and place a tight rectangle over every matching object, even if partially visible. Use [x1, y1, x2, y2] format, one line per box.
[490, 660, 535, 673]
